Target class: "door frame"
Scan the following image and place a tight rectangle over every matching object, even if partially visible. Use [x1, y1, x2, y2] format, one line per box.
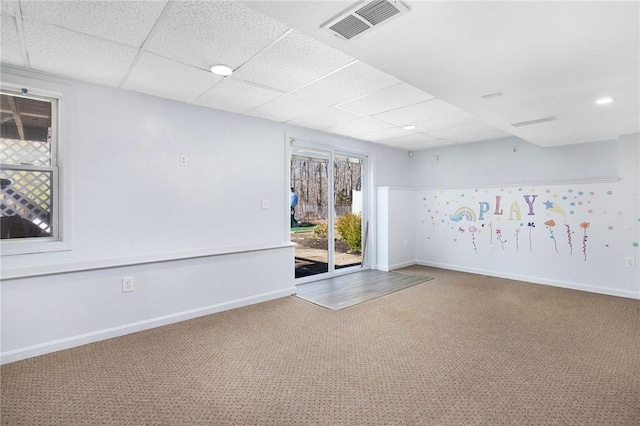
[287, 137, 370, 285]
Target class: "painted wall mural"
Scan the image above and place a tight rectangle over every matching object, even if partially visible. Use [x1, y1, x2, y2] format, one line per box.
[419, 183, 640, 263]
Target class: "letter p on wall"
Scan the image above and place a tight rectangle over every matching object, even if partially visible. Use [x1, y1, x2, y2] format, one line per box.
[478, 202, 490, 220]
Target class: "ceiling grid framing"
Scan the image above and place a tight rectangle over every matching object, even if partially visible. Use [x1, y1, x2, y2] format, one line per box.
[117, 1, 176, 90]
[0, 0, 635, 150]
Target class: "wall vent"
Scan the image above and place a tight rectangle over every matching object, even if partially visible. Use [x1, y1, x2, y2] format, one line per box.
[511, 116, 557, 127]
[322, 0, 410, 41]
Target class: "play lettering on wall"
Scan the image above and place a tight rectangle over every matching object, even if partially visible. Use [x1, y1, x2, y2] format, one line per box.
[420, 185, 640, 262]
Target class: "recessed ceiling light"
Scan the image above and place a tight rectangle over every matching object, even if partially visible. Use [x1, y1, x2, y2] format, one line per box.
[210, 64, 233, 77]
[403, 125, 416, 130]
[595, 97, 613, 105]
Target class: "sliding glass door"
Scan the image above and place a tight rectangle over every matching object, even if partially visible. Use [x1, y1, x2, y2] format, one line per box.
[290, 144, 367, 282]
[291, 147, 330, 278]
[333, 153, 364, 271]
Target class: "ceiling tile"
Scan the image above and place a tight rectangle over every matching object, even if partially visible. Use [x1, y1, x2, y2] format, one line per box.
[413, 111, 482, 133]
[374, 99, 464, 126]
[192, 78, 282, 114]
[292, 61, 401, 105]
[1, 15, 24, 66]
[288, 107, 363, 130]
[1, 1, 16, 16]
[232, 30, 355, 92]
[241, 0, 350, 26]
[23, 21, 138, 87]
[452, 129, 513, 144]
[384, 133, 440, 146]
[425, 121, 505, 141]
[20, 1, 166, 47]
[356, 126, 418, 142]
[324, 117, 395, 138]
[245, 94, 327, 122]
[122, 52, 220, 103]
[146, 1, 288, 70]
[338, 83, 435, 115]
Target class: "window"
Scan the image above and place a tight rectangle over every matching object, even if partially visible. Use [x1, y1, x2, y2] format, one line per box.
[1, 85, 61, 252]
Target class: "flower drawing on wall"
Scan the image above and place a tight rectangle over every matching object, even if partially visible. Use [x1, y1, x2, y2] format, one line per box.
[580, 222, 590, 261]
[496, 228, 506, 249]
[527, 222, 535, 252]
[469, 225, 478, 254]
[544, 220, 558, 253]
[488, 221, 493, 245]
[565, 224, 573, 255]
[514, 226, 521, 251]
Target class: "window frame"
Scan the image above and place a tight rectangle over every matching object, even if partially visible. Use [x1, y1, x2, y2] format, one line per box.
[1, 71, 71, 256]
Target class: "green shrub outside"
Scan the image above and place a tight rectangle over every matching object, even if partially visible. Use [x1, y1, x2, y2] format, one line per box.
[313, 222, 328, 239]
[336, 213, 362, 253]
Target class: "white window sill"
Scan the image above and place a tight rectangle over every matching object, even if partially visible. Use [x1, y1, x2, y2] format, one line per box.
[1, 238, 71, 256]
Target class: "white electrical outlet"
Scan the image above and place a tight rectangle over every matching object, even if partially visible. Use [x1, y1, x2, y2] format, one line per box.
[180, 155, 188, 166]
[625, 257, 636, 268]
[261, 199, 270, 209]
[122, 276, 134, 292]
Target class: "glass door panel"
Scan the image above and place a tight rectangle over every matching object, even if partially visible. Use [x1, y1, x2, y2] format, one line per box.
[333, 154, 364, 270]
[291, 147, 330, 279]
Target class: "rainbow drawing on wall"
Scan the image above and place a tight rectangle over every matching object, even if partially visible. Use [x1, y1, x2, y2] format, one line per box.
[449, 207, 477, 222]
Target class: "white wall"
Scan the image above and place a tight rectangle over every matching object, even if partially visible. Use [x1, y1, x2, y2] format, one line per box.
[1, 248, 293, 362]
[410, 136, 620, 188]
[376, 187, 415, 271]
[0, 67, 411, 363]
[410, 134, 640, 299]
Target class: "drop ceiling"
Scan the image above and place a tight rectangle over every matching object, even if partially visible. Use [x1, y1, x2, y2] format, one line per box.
[1, 1, 638, 150]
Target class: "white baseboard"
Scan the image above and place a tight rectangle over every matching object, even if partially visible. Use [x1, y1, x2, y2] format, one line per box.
[377, 260, 417, 272]
[1, 286, 296, 365]
[416, 260, 639, 300]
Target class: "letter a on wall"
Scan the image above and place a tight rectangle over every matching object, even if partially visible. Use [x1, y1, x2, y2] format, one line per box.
[509, 202, 522, 221]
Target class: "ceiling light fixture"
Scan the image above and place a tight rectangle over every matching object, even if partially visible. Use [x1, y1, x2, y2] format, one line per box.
[595, 97, 613, 105]
[210, 64, 234, 77]
[481, 92, 502, 99]
[511, 116, 557, 127]
[403, 125, 416, 130]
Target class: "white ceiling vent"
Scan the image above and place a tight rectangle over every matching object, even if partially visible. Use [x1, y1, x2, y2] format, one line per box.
[322, 0, 410, 41]
[511, 116, 557, 127]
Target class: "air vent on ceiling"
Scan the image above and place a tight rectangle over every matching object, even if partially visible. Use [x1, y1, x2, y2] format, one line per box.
[511, 116, 557, 127]
[322, 0, 410, 41]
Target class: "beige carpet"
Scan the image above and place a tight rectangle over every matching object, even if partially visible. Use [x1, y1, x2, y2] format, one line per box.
[2, 266, 639, 425]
